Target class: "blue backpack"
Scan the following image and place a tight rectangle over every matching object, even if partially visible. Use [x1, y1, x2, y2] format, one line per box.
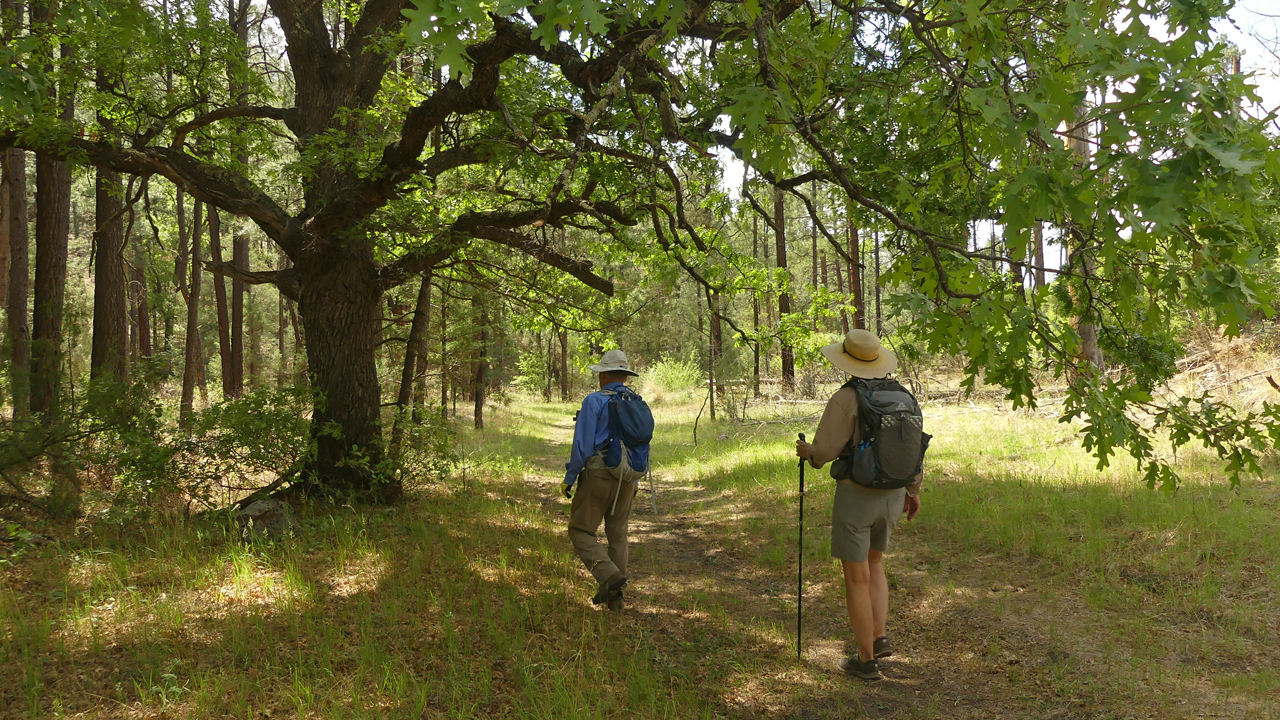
[602, 387, 653, 482]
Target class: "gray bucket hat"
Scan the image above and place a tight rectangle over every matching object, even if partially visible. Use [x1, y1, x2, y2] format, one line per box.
[588, 349, 639, 377]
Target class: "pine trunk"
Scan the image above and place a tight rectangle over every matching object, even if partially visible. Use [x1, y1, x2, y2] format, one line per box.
[848, 208, 864, 331]
[231, 225, 247, 396]
[0, 149, 9, 307]
[775, 187, 794, 388]
[4, 146, 29, 418]
[31, 139, 71, 417]
[208, 207, 232, 396]
[391, 272, 431, 455]
[90, 163, 129, 383]
[472, 295, 487, 430]
[874, 231, 882, 336]
[559, 328, 569, 402]
[180, 201, 203, 423]
[752, 215, 761, 398]
[710, 291, 723, 400]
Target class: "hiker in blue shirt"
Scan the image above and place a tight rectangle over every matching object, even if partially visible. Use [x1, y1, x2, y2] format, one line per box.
[563, 349, 643, 612]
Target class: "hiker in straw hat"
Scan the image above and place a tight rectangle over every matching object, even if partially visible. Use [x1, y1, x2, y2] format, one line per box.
[563, 349, 645, 612]
[796, 329, 924, 680]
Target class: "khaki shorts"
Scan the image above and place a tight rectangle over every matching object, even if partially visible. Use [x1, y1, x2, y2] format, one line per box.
[830, 480, 905, 563]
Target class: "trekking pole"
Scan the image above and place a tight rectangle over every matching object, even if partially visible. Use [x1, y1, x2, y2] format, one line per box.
[797, 432, 806, 660]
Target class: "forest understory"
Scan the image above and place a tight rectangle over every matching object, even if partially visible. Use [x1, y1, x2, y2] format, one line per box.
[2, 382, 1277, 719]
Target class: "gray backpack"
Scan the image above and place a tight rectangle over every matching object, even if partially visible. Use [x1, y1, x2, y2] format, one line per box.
[830, 378, 931, 489]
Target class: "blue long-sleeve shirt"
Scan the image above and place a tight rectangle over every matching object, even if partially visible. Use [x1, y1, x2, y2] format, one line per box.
[564, 381, 629, 487]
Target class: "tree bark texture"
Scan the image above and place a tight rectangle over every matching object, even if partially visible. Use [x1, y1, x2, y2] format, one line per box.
[774, 187, 794, 388]
[559, 328, 568, 402]
[472, 294, 487, 430]
[31, 136, 71, 417]
[439, 288, 448, 416]
[180, 200, 203, 423]
[1033, 221, 1046, 289]
[1068, 105, 1104, 370]
[848, 209, 864, 331]
[752, 215, 761, 398]
[391, 271, 431, 456]
[710, 291, 723, 400]
[295, 248, 396, 500]
[230, 227, 247, 396]
[874, 230, 882, 336]
[30, 0, 73, 419]
[4, 146, 28, 417]
[208, 206, 233, 396]
[90, 164, 129, 383]
[133, 242, 152, 360]
[0, 149, 9, 306]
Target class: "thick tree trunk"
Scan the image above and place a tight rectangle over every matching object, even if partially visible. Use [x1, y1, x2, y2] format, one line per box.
[31, 139, 71, 417]
[208, 207, 232, 396]
[0, 0, 18, 307]
[180, 201, 204, 423]
[0, 149, 9, 306]
[4, 146, 29, 418]
[391, 272, 431, 455]
[1068, 105, 1103, 371]
[90, 164, 129, 383]
[775, 187, 794, 388]
[29, 0, 72, 420]
[295, 251, 396, 501]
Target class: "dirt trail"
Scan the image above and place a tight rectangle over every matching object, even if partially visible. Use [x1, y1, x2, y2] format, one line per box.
[519, 416, 1251, 719]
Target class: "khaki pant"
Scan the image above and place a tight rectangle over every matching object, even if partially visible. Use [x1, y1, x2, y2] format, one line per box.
[568, 462, 637, 584]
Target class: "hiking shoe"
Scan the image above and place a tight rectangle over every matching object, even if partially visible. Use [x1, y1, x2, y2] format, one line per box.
[607, 590, 624, 612]
[874, 636, 892, 658]
[592, 572, 627, 605]
[837, 656, 880, 680]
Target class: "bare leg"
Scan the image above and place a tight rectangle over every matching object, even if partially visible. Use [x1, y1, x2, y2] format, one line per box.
[841, 559, 875, 662]
[868, 548, 888, 638]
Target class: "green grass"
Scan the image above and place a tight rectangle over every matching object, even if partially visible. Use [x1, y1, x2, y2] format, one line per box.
[1, 390, 1277, 718]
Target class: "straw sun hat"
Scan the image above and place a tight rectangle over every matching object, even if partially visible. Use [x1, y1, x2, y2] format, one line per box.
[819, 329, 897, 379]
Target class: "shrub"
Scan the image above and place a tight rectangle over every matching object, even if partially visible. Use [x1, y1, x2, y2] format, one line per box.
[644, 354, 704, 393]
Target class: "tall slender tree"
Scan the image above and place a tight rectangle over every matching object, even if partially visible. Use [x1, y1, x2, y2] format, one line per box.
[472, 294, 487, 430]
[3, 144, 27, 418]
[391, 272, 431, 454]
[29, 0, 72, 417]
[180, 201, 204, 423]
[90, 78, 129, 383]
[774, 186, 794, 387]
[208, 207, 232, 395]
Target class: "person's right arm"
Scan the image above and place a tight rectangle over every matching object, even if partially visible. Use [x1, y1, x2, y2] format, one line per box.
[564, 394, 600, 488]
[806, 387, 858, 469]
